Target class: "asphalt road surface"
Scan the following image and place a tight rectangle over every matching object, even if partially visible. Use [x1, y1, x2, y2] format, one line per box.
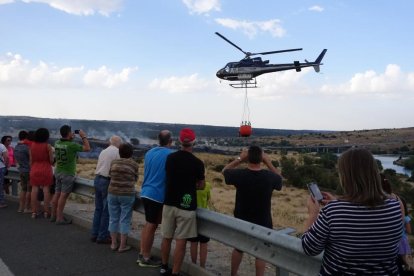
[0, 200, 160, 276]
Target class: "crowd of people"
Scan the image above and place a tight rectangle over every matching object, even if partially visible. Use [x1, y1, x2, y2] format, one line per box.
[1, 126, 412, 276]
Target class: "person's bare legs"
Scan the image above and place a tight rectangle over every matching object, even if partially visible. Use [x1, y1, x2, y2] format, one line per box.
[161, 237, 172, 265]
[51, 192, 60, 219]
[56, 192, 70, 221]
[140, 222, 158, 258]
[18, 190, 26, 211]
[119, 233, 128, 250]
[231, 249, 243, 276]
[25, 188, 31, 211]
[190, 241, 198, 264]
[43, 186, 51, 216]
[172, 239, 187, 274]
[255, 258, 266, 276]
[30, 186, 40, 216]
[199, 242, 208, 268]
[110, 232, 118, 249]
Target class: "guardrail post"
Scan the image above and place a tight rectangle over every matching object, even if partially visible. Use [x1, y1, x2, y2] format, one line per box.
[275, 266, 289, 276]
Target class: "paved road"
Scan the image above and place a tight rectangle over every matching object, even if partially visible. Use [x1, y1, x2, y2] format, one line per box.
[0, 200, 159, 276]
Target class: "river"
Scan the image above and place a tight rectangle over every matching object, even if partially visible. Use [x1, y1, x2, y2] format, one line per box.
[373, 155, 412, 176]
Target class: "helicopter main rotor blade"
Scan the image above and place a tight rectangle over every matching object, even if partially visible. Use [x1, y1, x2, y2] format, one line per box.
[250, 48, 303, 56]
[215, 32, 248, 56]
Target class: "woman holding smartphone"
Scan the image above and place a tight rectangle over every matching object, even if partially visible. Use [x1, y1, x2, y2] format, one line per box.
[302, 148, 403, 275]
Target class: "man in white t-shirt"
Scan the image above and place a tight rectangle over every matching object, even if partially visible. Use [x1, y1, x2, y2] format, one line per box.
[90, 135, 122, 243]
[0, 143, 9, 208]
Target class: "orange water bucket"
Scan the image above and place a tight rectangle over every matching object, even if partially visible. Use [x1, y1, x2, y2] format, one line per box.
[239, 124, 252, 137]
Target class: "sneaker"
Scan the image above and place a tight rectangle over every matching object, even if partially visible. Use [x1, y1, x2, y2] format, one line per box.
[136, 254, 143, 264]
[90, 236, 97, 243]
[23, 209, 32, 214]
[139, 256, 162, 267]
[160, 266, 171, 276]
[0, 203, 8, 209]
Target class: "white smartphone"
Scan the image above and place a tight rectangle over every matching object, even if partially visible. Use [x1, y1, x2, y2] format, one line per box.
[307, 182, 323, 202]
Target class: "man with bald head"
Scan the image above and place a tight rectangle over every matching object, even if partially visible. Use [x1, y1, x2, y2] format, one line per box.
[91, 135, 122, 244]
[137, 130, 173, 267]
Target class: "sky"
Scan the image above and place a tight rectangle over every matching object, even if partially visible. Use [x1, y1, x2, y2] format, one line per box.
[0, 0, 413, 131]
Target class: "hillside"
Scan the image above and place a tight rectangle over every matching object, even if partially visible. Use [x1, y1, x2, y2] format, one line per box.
[0, 116, 321, 141]
[1, 116, 412, 154]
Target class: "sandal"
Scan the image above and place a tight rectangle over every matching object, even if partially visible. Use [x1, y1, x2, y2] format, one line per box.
[117, 245, 131, 253]
[110, 245, 118, 251]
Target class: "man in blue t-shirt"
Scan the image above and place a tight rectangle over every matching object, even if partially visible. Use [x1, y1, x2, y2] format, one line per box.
[138, 130, 173, 267]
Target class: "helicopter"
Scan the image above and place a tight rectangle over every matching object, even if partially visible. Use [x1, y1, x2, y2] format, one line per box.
[215, 32, 327, 88]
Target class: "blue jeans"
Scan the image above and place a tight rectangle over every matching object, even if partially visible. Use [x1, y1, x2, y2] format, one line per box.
[108, 193, 135, 235]
[0, 167, 6, 204]
[91, 175, 110, 240]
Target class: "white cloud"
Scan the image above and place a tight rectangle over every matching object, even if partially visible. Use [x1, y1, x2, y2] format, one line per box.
[320, 64, 414, 97]
[309, 5, 324, 12]
[215, 18, 285, 38]
[0, 0, 14, 4]
[148, 73, 209, 94]
[0, 52, 136, 89]
[3, 0, 125, 16]
[182, 0, 220, 15]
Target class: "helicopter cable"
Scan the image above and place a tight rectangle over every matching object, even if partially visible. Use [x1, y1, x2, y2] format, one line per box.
[241, 81, 250, 124]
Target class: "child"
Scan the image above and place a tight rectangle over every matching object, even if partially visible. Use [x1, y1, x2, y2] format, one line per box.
[188, 182, 212, 268]
[399, 197, 413, 272]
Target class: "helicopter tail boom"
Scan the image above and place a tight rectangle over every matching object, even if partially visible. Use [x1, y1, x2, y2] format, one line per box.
[305, 49, 327, 72]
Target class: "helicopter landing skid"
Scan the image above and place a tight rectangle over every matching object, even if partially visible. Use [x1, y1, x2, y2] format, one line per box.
[230, 79, 257, 88]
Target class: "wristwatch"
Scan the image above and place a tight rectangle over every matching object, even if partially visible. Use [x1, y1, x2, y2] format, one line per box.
[236, 156, 241, 161]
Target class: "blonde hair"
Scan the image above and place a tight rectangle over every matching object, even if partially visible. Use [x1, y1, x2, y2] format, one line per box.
[338, 148, 385, 206]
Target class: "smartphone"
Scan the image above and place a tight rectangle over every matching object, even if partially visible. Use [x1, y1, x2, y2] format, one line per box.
[74, 129, 80, 134]
[307, 182, 323, 202]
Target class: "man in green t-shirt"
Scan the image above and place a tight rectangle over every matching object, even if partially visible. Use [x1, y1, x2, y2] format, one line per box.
[51, 125, 90, 225]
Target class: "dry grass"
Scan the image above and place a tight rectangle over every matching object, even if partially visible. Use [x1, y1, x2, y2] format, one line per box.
[76, 152, 309, 234]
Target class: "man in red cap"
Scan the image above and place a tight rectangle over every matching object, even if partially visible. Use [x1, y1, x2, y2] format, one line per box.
[160, 128, 205, 276]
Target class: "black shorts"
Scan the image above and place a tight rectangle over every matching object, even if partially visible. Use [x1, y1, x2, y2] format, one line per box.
[142, 198, 163, 224]
[187, 234, 210, 244]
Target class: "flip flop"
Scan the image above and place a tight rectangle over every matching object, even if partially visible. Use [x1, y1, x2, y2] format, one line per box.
[110, 245, 118, 251]
[117, 245, 131, 253]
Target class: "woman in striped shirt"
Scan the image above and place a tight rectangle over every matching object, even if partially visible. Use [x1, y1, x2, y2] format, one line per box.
[302, 148, 403, 275]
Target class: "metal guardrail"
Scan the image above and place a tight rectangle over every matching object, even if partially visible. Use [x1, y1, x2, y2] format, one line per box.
[5, 167, 322, 276]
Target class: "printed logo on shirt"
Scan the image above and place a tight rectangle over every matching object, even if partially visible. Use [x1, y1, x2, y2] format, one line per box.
[180, 194, 192, 209]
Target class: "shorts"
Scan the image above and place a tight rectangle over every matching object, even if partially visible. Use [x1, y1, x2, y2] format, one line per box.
[187, 234, 210, 243]
[19, 172, 31, 192]
[55, 172, 75, 194]
[399, 235, 412, 255]
[142, 197, 163, 224]
[161, 205, 197, 240]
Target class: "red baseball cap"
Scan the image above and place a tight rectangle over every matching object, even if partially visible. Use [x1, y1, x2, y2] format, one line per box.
[179, 128, 196, 143]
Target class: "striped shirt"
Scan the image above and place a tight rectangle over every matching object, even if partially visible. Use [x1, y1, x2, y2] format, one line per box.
[302, 199, 403, 275]
[108, 158, 138, 196]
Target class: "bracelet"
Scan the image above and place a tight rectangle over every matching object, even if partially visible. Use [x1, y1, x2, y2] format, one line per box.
[81, 136, 88, 140]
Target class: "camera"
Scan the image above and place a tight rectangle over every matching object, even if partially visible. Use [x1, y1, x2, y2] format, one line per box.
[74, 130, 80, 134]
[307, 182, 323, 202]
